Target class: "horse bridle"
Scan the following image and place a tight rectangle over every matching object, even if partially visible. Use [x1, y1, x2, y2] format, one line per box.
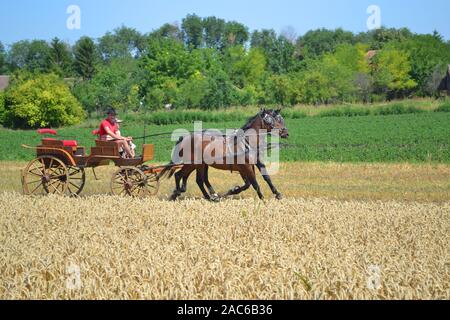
[261, 112, 284, 130]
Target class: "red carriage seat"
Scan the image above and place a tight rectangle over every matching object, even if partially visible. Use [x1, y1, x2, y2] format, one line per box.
[38, 129, 78, 147]
[42, 138, 78, 147]
[62, 140, 78, 147]
[37, 128, 58, 135]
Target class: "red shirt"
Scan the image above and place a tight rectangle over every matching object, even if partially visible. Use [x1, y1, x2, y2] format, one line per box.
[99, 119, 118, 140]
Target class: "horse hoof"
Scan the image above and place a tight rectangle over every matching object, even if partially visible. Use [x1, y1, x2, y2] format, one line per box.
[170, 193, 180, 201]
[276, 193, 283, 200]
[210, 194, 221, 202]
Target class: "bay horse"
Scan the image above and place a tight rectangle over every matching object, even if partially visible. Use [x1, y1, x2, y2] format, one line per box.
[158, 109, 289, 201]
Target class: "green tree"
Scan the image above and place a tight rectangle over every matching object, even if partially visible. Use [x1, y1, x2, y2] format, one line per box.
[358, 27, 413, 50]
[141, 37, 199, 85]
[140, 37, 203, 109]
[290, 44, 370, 105]
[49, 37, 73, 77]
[372, 48, 417, 98]
[263, 74, 297, 106]
[251, 29, 297, 73]
[203, 16, 226, 49]
[3, 73, 85, 128]
[0, 42, 6, 74]
[73, 57, 141, 114]
[201, 66, 236, 109]
[98, 26, 146, 61]
[73, 37, 98, 80]
[391, 35, 450, 95]
[297, 28, 355, 58]
[177, 72, 209, 108]
[6, 41, 29, 70]
[182, 14, 204, 49]
[7, 40, 51, 73]
[223, 21, 249, 47]
[223, 46, 266, 89]
[149, 23, 183, 42]
[333, 44, 373, 102]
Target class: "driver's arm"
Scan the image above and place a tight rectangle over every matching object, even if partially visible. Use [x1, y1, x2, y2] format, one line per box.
[104, 127, 126, 140]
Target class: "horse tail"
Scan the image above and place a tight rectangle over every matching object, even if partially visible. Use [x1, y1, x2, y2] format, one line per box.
[157, 162, 178, 180]
[157, 136, 185, 180]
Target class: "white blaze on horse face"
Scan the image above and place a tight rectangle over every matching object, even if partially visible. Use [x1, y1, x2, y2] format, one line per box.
[66, 5, 81, 30]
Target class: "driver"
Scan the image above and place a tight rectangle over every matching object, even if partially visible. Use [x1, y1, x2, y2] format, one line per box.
[99, 108, 134, 159]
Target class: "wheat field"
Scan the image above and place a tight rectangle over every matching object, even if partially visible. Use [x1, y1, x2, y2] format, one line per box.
[0, 162, 449, 299]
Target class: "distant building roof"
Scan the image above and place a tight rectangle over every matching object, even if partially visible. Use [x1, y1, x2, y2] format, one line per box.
[0, 75, 10, 91]
[365, 50, 378, 60]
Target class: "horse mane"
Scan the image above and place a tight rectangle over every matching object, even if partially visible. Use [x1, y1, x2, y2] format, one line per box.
[241, 112, 262, 131]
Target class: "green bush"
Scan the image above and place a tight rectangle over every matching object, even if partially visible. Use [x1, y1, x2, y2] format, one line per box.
[281, 109, 307, 119]
[436, 101, 450, 113]
[372, 103, 424, 116]
[318, 106, 370, 118]
[3, 74, 85, 128]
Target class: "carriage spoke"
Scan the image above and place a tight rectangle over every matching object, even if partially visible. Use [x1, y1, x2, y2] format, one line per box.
[26, 178, 42, 185]
[46, 181, 57, 194]
[29, 167, 45, 176]
[69, 168, 81, 176]
[69, 181, 80, 189]
[29, 181, 44, 194]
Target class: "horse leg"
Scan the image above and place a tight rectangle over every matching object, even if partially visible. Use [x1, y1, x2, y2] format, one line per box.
[202, 166, 220, 201]
[222, 170, 251, 198]
[256, 161, 282, 200]
[247, 166, 264, 200]
[170, 166, 195, 201]
[195, 166, 213, 200]
[170, 170, 183, 201]
[180, 167, 195, 193]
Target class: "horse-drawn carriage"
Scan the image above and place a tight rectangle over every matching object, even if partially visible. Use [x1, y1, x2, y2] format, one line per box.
[21, 129, 177, 197]
[21, 109, 289, 200]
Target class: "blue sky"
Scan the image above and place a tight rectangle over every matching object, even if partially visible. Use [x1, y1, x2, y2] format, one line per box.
[1, 0, 449, 45]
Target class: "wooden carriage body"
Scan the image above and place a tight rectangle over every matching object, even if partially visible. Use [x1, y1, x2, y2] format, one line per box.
[20, 132, 172, 197]
[36, 138, 155, 168]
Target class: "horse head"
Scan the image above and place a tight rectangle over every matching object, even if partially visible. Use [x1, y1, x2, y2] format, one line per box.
[259, 109, 289, 138]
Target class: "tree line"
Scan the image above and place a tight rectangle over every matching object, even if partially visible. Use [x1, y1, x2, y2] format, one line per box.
[1, 14, 450, 128]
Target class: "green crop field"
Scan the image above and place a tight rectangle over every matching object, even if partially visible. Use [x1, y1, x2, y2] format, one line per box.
[0, 112, 449, 163]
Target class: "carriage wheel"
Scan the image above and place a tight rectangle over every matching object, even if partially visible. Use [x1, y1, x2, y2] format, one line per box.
[22, 156, 68, 195]
[67, 167, 86, 196]
[144, 172, 160, 196]
[111, 167, 154, 197]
